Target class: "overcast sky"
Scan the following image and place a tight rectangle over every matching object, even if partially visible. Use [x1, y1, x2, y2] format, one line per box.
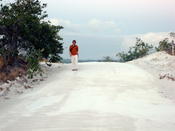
[4, 0, 175, 59]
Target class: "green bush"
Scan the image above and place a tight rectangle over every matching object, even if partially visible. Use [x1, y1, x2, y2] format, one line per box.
[155, 38, 171, 52]
[117, 38, 153, 62]
[26, 49, 42, 79]
[102, 56, 114, 62]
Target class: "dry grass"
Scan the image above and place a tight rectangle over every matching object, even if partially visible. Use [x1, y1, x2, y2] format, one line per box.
[0, 56, 27, 82]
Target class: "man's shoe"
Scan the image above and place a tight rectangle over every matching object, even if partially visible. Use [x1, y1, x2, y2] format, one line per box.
[72, 69, 78, 71]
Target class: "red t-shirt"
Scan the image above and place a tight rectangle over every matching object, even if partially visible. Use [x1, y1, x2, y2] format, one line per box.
[69, 44, 79, 55]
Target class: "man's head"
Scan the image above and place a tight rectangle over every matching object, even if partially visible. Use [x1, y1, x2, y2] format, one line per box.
[72, 40, 76, 45]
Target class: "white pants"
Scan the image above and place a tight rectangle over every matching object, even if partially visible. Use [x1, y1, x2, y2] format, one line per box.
[71, 55, 78, 69]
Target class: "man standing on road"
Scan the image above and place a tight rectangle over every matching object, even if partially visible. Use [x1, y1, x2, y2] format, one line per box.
[69, 40, 79, 71]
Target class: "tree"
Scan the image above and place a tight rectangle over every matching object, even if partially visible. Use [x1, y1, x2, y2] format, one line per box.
[117, 38, 153, 62]
[0, 0, 63, 77]
[156, 38, 171, 52]
[102, 56, 114, 62]
[170, 32, 175, 39]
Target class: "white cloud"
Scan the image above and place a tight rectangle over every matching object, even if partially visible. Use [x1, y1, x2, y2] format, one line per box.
[88, 19, 120, 33]
[141, 32, 171, 43]
[49, 18, 81, 33]
[49, 18, 70, 26]
[49, 18, 121, 36]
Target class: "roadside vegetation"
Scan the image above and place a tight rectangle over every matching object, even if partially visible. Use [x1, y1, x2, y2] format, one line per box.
[156, 33, 175, 54]
[0, 0, 63, 81]
[117, 38, 153, 62]
[117, 32, 175, 62]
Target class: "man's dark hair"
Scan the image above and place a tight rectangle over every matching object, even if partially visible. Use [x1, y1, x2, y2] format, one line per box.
[72, 40, 76, 43]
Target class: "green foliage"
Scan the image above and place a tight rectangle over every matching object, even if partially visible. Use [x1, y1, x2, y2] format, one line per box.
[117, 38, 153, 62]
[155, 38, 171, 52]
[26, 49, 42, 79]
[36, 22, 63, 62]
[102, 56, 114, 62]
[0, 0, 64, 77]
[170, 32, 175, 38]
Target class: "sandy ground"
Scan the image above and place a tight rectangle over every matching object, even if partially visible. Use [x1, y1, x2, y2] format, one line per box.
[0, 62, 175, 131]
[129, 52, 175, 103]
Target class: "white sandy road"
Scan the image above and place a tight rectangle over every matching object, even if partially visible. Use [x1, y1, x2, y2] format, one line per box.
[0, 62, 175, 131]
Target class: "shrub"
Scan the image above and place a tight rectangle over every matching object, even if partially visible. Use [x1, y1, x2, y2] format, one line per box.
[102, 56, 114, 62]
[117, 38, 153, 62]
[155, 38, 171, 52]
